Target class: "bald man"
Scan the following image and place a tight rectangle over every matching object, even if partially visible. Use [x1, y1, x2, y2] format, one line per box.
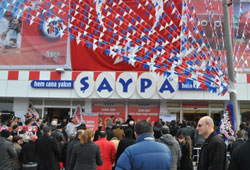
[196, 116, 227, 170]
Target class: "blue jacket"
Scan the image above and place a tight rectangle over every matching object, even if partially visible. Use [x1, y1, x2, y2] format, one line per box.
[116, 133, 171, 170]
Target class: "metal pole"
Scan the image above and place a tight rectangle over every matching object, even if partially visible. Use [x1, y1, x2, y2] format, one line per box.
[222, 0, 240, 131]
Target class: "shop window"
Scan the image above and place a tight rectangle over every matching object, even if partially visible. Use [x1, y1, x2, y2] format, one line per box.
[167, 102, 180, 107]
[30, 99, 43, 106]
[166, 109, 180, 121]
[44, 99, 71, 106]
[210, 103, 225, 108]
[183, 110, 208, 122]
[0, 98, 13, 111]
[72, 100, 85, 107]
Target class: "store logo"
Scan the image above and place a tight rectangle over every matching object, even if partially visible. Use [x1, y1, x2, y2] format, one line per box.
[41, 16, 66, 39]
[74, 72, 177, 99]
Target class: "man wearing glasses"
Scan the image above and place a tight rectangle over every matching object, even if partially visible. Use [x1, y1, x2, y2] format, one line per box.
[196, 116, 227, 170]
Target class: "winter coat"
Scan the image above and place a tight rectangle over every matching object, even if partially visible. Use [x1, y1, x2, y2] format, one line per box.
[115, 137, 136, 163]
[229, 140, 250, 170]
[66, 138, 80, 170]
[20, 141, 38, 164]
[0, 137, 17, 170]
[35, 134, 61, 170]
[230, 138, 245, 156]
[94, 138, 116, 170]
[159, 134, 182, 170]
[197, 132, 227, 170]
[116, 133, 171, 170]
[69, 141, 103, 170]
[13, 142, 22, 170]
[179, 142, 193, 170]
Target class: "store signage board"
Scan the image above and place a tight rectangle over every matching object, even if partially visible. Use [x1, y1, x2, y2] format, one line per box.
[178, 82, 202, 91]
[31, 80, 74, 89]
[74, 72, 178, 99]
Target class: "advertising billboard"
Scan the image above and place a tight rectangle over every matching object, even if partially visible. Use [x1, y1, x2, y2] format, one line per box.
[0, 0, 70, 69]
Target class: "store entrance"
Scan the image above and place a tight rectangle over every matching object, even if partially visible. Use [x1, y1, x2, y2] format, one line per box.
[183, 110, 208, 122]
[45, 108, 70, 123]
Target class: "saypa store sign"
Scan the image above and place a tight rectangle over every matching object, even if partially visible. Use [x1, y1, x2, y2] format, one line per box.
[74, 72, 177, 99]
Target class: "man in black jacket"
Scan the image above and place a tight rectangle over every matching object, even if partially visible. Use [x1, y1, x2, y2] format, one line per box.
[229, 127, 250, 170]
[65, 129, 84, 170]
[35, 125, 61, 170]
[197, 116, 227, 170]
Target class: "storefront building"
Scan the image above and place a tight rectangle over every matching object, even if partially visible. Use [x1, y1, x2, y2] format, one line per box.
[0, 70, 250, 125]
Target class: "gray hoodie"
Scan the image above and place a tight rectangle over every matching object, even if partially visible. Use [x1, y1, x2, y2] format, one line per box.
[0, 136, 17, 170]
[159, 134, 182, 170]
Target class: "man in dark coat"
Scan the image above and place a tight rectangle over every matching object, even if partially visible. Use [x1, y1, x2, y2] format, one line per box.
[115, 128, 136, 164]
[66, 129, 84, 170]
[35, 125, 61, 170]
[197, 116, 227, 170]
[229, 127, 250, 170]
[0, 130, 17, 170]
[158, 126, 181, 170]
[230, 130, 245, 156]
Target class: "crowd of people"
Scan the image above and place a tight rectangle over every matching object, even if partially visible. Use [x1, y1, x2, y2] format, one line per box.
[0, 115, 249, 170]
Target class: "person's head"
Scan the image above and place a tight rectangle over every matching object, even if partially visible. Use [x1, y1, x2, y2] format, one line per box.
[177, 135, 185, 143]
[3, 11, 12, 21]
[99, 131, 107, 138]
[22, 135, 31, 143]
[51, 120, 57, 127]
[197, 116, 214, 139]
[77, 123, 86, 130]
[12, 136, 23, 144]
[25, 119, 32, 126]
[124, 128, 134, 138]
[80, 129, 94, 144]
[154, 121, 160, 127]
[98, 126, 102, 131]
[12, 125, 18, 130]
[128, 115, 132, 120]
[161, 125, 170, 135]
[236, 130, 243, 139]
[17, 117, 22, 123]
[42, 125, 51, 136]
[240, 123, 246, 130]
[116, 120, 121, 127]
[181, 121, 187, 128]
[76, 129, 84, 140]
[135, 120, 153, 137]
[0, 129, 11, 139]
[37, 118, 43, 126]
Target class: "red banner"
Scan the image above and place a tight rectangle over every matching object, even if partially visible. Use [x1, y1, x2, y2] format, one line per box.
[92, 101, 126, 127]
[83, 113, 99, 131]
[0, 126, 11, 132]
[127, 102, 160, 123]
[16, 126, 38, 133]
